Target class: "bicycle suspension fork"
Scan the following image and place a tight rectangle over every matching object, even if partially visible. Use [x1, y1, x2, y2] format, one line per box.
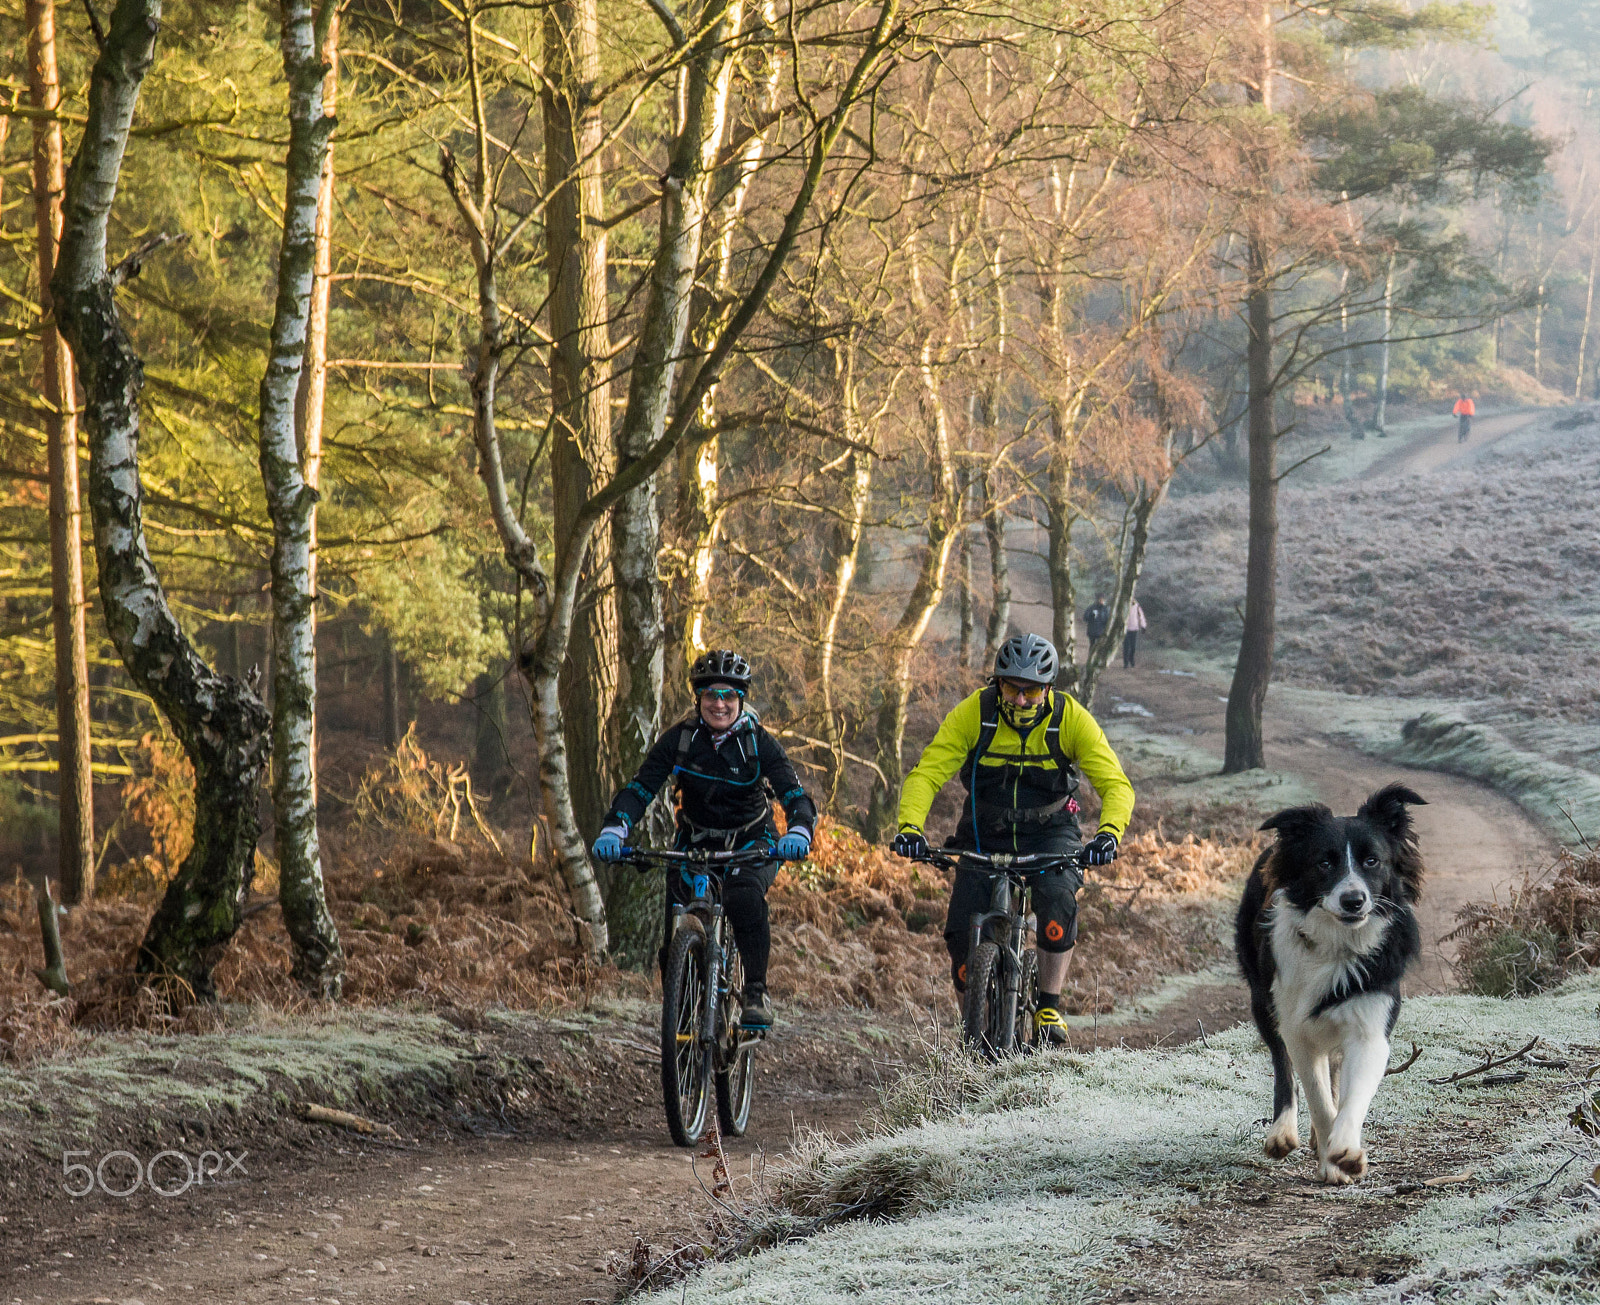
[702, 905, 726, 1051]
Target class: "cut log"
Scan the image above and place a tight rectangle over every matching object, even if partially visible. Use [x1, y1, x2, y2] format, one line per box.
[295, 1102, 402, 1140]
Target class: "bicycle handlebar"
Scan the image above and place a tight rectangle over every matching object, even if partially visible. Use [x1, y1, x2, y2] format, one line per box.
[910, 848, 1086, 873]
[620, 847, 779, 871]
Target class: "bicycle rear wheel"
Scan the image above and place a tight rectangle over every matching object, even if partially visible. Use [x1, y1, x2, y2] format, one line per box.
[715, 949, 755, 1135]
[661, 922, 713, 1147]
[962, 942, 1011, 1059]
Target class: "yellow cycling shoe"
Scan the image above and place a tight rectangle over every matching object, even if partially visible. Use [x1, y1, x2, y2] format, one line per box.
[1034, 1006, 1070, 1048]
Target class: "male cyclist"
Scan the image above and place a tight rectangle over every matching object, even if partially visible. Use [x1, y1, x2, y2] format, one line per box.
[891, 633, 1134, 1046]
[591, 649, 816, 1028]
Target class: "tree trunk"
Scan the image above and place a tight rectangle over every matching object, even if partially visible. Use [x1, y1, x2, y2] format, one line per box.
[544, 0, 618, 845]
[1223, 0, 1276, 775]
[1224, 254, 1277, 772]
[1076, 437, 1174, 710]
[674, 0, 783, 699]
[980, 467, 1010, 663]
[864, 339, 960, 841]
[1045, 404, 1077, 689]
[29, 0, 95, 904]
[382, 640, 401, 747]
[611, 0, 742, 784]
[956, 487, 973, 669]
[819, 339, 874, 809]
[1370, 249, 1394, 435]
[1533, 217, 1545, 384]
[1337, 267, 1362, 439]
[52, 0, 272, 997]
[261, 0, 343, 998]
[1577, 228, 1599, 401]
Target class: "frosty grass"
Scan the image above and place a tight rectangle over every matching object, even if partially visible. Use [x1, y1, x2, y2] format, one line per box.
[652, 977, 1600, 1304]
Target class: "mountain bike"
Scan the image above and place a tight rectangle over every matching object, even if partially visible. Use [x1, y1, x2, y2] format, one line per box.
[917, 849, 1086, 1059]
[622, 847, 772, 1147]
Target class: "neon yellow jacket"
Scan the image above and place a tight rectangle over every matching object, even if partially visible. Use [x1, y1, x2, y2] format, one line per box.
[897, 688, 1135, 839]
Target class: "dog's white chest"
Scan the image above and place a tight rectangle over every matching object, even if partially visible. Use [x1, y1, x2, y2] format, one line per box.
[1268, 898, 1391, 1033]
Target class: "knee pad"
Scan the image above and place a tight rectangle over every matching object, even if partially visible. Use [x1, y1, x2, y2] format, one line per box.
[1033, 873, 1080, 954]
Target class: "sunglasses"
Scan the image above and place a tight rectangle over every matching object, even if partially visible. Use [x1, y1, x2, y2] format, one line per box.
[699, 687, 743, 704]
[1000, 680, 1046, 701]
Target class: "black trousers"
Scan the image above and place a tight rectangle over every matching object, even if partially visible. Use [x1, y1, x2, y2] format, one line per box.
[1123, 630, 1139, 667]
[1458, 414, 1472, 441]
[944, 846, 1083, 992]
[660, 852, 777, 988]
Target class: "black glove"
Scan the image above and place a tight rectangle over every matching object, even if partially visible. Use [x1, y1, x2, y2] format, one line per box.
[892, 826, 929, 860]
[1083, 830, 1119, 866]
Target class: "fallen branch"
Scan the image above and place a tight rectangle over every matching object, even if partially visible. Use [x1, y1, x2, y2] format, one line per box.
[1476, 1071, 1529, 1088]
[295, 1102, 402, 1140]
[1373, 1171, 1473, 1197]
[1428, 1037, 1540, 1085]
[1384, 1042, 1422, 1076]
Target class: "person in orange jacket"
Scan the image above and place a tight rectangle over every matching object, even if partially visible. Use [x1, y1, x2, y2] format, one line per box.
[1453, 393, 1475, 442]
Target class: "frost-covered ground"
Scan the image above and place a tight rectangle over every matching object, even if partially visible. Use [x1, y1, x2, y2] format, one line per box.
[651, 979, 1600, 1304]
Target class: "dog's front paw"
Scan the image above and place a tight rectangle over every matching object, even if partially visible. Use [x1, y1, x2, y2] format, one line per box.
[1263, 1119, 1300, 1159]
[1323, 1146, 1367, 1181]
[1316, 1155, 1360, 1185]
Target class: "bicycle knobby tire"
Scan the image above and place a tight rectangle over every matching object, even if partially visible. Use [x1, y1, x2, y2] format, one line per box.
[661, 920, 713, 1147]
[962, 941, 1011, 1059]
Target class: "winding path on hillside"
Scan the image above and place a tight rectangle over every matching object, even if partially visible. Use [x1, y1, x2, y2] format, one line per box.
[1013, 408, 1557, 999]
[1361, 407, 1541, 479]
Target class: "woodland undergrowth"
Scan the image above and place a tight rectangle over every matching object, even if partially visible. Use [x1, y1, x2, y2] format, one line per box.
[0, 734, 1255, 1061]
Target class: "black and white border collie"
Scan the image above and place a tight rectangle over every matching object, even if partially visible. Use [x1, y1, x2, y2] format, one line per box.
[1235, 783, 1426, 1185]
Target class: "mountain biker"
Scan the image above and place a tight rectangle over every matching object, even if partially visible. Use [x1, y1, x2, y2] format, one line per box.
[1453, 393, 1475, 442]
[890, 633, 1135, 1046]
[590, 649, 816, 1028]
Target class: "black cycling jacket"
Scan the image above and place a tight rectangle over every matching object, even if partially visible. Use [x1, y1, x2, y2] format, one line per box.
[603, 710, 817, 845]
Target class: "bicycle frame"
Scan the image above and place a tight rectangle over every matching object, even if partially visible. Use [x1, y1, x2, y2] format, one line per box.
[922, 849, 1086, 1054]
[632, 849, 773, 1056]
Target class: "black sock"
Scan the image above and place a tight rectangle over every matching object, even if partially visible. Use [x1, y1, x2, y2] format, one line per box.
[1038, 991, 1061, 1013]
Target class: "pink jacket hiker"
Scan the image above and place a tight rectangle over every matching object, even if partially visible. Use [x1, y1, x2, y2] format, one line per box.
[1126, 600, 1147, 633]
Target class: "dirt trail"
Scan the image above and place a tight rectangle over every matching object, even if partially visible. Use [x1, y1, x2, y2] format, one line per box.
[1360, 408, 1539, 480]
[1095, 658, 1552, 991]
[1, 1010, 886, 1305]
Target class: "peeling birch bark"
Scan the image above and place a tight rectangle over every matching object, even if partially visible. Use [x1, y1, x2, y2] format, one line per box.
[261, 0, 343, 998]
[52, 0, 272, 997]
[675, 0, 783, 691]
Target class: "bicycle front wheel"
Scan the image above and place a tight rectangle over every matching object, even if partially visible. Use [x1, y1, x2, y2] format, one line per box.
[1018, 947, 1040, 1052]
[962, 941, 1011, 1059]
[661, 922, 713, 1147]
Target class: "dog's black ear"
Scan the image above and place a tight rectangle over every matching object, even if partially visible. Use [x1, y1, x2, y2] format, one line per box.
[1359, 783, 1427, 903]
[1259, 803, 1333, 842]
[1357, 784, 1427, 841]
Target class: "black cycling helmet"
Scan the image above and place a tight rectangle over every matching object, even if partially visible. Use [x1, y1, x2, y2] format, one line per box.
[689, 648, 752, 694]
[993, 633, 1058, 686]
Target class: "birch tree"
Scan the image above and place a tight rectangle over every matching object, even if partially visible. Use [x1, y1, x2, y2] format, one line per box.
[446, 0, 910, 955]
[52, 0, 273, 996]
[259, 0, 343, 997]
